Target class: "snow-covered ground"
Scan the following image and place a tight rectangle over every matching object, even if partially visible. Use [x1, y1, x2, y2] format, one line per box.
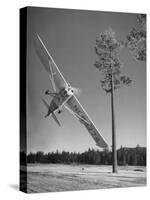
[26, 164, 146, 193]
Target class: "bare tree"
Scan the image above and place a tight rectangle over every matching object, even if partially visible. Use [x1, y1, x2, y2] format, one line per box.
[94, 29, 132, 173]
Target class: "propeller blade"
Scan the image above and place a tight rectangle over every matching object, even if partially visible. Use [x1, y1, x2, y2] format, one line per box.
[72, 87, 82, 96]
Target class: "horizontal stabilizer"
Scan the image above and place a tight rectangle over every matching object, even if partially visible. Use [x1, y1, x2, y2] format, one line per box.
[52, 113, 61, 127]
[41, 98, 49, 109]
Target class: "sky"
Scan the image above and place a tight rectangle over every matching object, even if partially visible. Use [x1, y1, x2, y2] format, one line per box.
[26, 7, 146, 153]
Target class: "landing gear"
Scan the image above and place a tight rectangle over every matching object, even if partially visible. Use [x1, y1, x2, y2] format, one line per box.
[58, 110, 63, 114]
[45, 90, 50, 95]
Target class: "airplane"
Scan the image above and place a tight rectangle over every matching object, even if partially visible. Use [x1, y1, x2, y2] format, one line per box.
[34, 34, 108, 149]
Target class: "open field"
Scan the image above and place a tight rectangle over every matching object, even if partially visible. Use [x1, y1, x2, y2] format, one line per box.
[26, 164, 146, 193]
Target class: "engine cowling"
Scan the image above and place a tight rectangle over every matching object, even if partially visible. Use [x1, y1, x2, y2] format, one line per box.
[65, 84, 74, 96]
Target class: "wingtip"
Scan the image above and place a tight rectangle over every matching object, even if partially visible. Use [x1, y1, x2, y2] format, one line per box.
[96, 143, 109, 150]
[34, 33, 42, 44]
[37, 33, 40, 40]
[35, 33, 41, 41]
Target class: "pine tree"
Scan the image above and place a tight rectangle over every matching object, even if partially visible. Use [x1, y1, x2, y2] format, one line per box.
[126, 14, 146, 61]
[94, 29, 132, 173]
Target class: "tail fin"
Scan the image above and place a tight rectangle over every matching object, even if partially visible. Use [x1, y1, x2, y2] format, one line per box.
[41, 98, 61, 126]
[41, 98, 51, 117]
[52, 113, 61, 127]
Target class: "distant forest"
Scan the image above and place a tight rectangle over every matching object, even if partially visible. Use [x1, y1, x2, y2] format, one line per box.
[20, 146, 146, 166]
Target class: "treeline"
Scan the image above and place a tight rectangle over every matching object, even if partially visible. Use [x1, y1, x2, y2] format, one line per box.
[21, 146, 146, 166]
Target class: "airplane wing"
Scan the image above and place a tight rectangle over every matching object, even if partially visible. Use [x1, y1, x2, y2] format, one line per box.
[66, 95, 108, 148]
[34, 34, 68, 92]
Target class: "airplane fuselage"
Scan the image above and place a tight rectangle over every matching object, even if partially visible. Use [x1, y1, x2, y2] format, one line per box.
[48, 87, 73, 115]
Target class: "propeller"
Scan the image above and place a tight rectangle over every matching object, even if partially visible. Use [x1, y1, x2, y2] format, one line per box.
[64, 83, 82, 97]
[72, 87, 82, 96]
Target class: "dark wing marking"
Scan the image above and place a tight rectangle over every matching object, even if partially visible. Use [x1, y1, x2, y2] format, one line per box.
[66, 95, 108, 148]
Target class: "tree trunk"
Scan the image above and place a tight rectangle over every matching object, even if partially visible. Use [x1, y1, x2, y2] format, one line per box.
[111, 74, 118, 173]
